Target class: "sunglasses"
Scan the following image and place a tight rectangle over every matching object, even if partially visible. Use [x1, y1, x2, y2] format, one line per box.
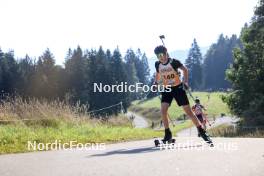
[156, 53, 165, 59]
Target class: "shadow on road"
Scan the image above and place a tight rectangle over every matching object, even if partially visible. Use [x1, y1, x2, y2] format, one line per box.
[89, 146, 158, 157]
[88, 144, 203, 157]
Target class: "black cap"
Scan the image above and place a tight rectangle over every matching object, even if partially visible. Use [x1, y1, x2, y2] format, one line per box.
[195, 98, 200, 103]
[154, 45, 167, 55]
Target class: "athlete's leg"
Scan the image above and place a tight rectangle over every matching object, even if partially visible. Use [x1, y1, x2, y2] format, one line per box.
[203, 121, 207, 130]
[174, 85, 201, 127]
[160, 102, 173, 141]
[175, 85, 213, 145]
[161, 102, 170, 129]
[182, 105, 202, 127]
[183, 105, 213, 144]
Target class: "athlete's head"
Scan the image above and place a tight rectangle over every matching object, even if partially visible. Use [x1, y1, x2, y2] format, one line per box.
[195, 98, 200, 104]
[154, 45, 168, 63]
[154, 45, 167, 55]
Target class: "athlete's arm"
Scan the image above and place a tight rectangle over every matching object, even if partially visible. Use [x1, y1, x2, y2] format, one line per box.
[154, 61, 161, 85]
[152, 72, 160, 91]
[179, 65, 189, 87]
[154, 72, 160, 84]
[201, 105, 207, 111]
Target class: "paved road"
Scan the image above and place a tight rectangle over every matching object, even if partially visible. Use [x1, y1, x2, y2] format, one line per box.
[126, 111, 148, 128]
[0, 137, 263, 176]
[177, 116, 236, 137]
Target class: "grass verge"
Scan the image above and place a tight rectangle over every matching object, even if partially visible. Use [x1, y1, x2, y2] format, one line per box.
[0, 119, 193, 154]
[208, 124, 264, 137]
[130, 92, 230, 122]
[0, 96, 194, 154]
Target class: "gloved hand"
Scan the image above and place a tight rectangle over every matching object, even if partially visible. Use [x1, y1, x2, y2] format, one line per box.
[152, 82, 158, 92]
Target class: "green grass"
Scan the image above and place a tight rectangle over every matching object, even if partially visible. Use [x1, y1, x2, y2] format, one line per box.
[0, 119, 155, 154]
[0, 96, 195, 154]
[0, 119, 192, 154]
[130, 92, 230, 121]
[209, 124, 264, 137]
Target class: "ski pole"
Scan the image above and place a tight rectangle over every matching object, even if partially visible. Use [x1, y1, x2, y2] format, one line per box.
[159, 35, 166, 46]
[159, 35, 170, 57]
[182, 83, 195, 102]
[167, 113, 175, 127]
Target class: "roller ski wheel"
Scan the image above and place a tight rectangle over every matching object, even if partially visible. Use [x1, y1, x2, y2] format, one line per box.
[154, 138, 176, 147]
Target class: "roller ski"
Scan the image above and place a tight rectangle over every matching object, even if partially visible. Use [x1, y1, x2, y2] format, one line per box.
[154, 138, 176, 147]
[198, 126, 214, 147]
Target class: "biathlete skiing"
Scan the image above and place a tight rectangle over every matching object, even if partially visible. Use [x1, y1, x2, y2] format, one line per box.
[153, 45, 213, 146]
[192, 98, 212, 136]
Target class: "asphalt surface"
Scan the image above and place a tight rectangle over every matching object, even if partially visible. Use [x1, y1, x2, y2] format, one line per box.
[177, 116, 236, 137]
[0, 137, 263, 176]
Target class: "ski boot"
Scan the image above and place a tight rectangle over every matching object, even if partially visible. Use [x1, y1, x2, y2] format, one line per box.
[154, 128, 175, 147]
[162, 128, 172, 143]
[197, 126, 214, 147]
